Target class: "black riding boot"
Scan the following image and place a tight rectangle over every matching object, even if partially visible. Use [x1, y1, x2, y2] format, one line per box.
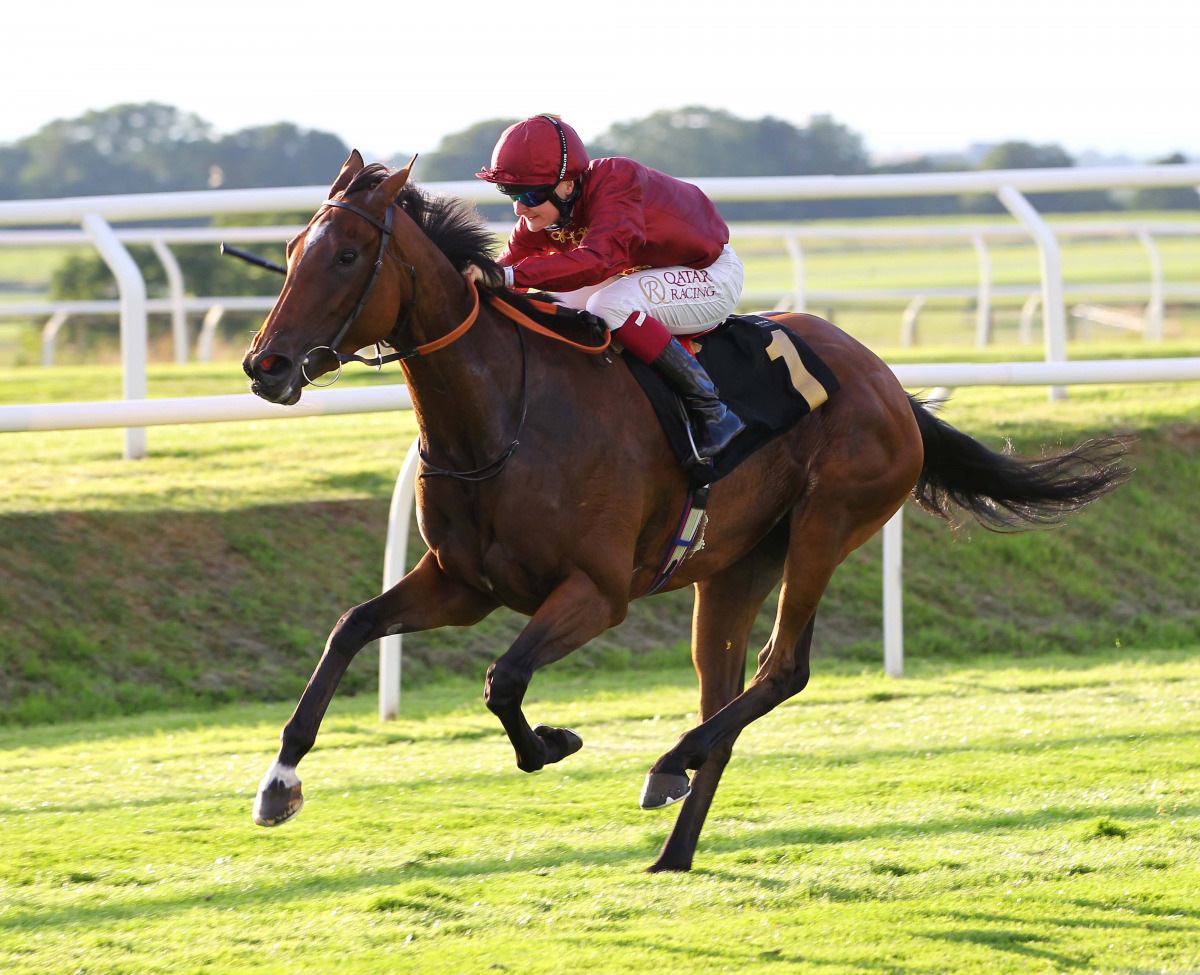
[651, 338, 745, 459]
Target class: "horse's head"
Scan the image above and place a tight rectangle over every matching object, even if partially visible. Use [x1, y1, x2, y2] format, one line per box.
[242, 150, 416, 404]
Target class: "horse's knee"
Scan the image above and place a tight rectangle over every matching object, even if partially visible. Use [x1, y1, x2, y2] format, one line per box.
[327, 603, 377, 658]
[484, 660, 529, 714]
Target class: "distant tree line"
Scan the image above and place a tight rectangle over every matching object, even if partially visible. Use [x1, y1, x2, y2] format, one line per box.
[408, 107, 1197, 219]
[3, 103, 1190, 308]
[3, 101, 1194, 214]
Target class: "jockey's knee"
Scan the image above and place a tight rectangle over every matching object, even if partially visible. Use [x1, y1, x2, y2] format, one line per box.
[583, 289, 633, 332]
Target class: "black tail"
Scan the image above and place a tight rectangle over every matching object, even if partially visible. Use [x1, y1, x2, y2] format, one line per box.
[909, 395, 1132, 531]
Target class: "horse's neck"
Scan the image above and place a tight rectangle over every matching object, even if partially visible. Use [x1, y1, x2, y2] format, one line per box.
[401, 273, 522, 469]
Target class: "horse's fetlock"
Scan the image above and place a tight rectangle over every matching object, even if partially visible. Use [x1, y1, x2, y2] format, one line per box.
[484, 663, 528, 713]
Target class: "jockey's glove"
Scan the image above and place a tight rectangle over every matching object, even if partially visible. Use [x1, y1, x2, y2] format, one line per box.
[465, 263, 513, 289]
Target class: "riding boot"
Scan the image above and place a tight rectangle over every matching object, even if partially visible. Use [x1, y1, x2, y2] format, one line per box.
[612, 310, 745, 460]
[651, 338, 746, 459]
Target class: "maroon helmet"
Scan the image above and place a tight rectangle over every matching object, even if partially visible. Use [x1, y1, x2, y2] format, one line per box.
[476, 115, 589, 187]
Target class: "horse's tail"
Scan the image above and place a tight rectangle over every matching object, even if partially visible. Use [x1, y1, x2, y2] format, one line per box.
[908, 395, 1132, 531]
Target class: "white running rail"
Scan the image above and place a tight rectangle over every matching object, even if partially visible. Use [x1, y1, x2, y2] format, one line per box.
[4, 355, 1200, 715]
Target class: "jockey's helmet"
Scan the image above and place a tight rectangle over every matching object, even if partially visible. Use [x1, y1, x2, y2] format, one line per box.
[476, 115, 589, 187]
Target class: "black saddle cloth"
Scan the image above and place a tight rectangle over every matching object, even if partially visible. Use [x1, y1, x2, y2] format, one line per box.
[623, 314, 840, 486]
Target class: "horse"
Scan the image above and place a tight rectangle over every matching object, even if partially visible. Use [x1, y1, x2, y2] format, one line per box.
[241, 152, 1129, 872]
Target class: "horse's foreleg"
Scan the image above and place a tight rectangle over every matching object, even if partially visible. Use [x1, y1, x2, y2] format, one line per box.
[485, 571, 621, 773]
[649, 528, 789, 873]
[253, 551, 497, 827]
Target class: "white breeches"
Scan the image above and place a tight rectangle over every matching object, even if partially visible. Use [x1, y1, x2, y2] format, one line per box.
[554, 244, 744, 335]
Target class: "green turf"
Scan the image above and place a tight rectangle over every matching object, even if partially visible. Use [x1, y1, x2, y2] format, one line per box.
[1, 648, 1197, 973]
[1, 360, 1198, 726]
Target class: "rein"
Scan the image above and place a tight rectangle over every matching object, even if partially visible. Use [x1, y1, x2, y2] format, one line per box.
[296, 198, 611, 481]
[325, 283, 610, 372]
[302, 197, 609, 383]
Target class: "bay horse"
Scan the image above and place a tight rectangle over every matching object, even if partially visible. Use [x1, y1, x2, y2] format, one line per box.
[241, 152, 1128, 872]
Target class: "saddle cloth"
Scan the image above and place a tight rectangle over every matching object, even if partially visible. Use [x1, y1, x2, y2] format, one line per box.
[623, 314, 840, 487]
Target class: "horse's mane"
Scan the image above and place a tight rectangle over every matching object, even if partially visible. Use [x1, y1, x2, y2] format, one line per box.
[342, 163, 550, 315]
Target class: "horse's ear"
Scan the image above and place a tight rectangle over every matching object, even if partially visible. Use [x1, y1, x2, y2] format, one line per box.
[329, 149, 365, 197]
[376, 154, 419, 208]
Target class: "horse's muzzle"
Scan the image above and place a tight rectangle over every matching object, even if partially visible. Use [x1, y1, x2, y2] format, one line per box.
[244, 350, 302, 405]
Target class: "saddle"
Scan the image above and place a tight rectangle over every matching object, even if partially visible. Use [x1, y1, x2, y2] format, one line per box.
[495, 296, 839, 486]
[623, 314, 840, 487]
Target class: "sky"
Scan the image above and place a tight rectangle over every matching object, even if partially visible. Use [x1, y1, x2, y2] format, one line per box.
[5, 0, 1198, 164]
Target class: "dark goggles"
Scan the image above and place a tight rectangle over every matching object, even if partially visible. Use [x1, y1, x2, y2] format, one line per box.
[496, 183, 558, 207]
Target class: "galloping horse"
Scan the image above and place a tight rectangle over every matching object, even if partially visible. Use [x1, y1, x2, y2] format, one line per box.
[242, 152, 1128, 872]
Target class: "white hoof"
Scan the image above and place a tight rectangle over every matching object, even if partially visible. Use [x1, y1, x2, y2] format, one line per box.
[252, 762, 304, 827]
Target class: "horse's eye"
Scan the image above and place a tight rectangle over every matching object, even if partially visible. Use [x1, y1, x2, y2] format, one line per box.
[338, 249, 358, 265]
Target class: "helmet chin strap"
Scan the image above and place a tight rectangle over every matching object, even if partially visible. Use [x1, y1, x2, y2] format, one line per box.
[547, 179, 583, 230]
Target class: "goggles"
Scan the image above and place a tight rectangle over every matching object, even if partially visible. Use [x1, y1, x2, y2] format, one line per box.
[496, 183, 558, 208]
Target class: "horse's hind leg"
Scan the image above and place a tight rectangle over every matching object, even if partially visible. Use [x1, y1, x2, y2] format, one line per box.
[253, 551, 496, 827]
[645, 488, 876, 800]
[648, 524, 789, 873]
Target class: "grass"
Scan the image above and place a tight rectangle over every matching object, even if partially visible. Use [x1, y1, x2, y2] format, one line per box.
[1, 647, 1198, 973]
[2, 359, 1199, 725]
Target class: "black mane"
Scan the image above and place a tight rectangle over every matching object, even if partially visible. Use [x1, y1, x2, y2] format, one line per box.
[342, 163, 504, 279]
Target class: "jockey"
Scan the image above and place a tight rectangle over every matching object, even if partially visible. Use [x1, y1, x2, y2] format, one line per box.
[472, 114, 745, 460]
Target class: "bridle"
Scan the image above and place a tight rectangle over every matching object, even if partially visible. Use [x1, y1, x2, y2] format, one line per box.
[292, 193, 608, 481]
[299, 198, 420, 386]
[296, 195, 525, 480]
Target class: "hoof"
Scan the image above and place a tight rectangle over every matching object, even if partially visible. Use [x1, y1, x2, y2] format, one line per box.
[646, 859, 692, 874]
[534, 724, 583, 764]
[253, 766, 304, 827]
[639, 771, 691, 810]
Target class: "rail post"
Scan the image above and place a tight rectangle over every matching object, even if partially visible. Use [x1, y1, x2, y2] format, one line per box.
[972, 233, 992, 347]
[197, 305, 226, 362]
[1019, 292, 1041, 345]
[784, 234, 806, 313]
[82, 213, 147, 459]
[379, 439, 423, 720]
[882, 506, 904, 678]
[996, 186, 1067, 400]
[152, 238, 189, 364]
[41, 310, 69, 367]
[901, 295, 926, 347]
[1136, 227, 1165, 341]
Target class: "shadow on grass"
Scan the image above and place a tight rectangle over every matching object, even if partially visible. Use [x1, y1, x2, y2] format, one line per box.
[10, 641, 1198, 755]
[917, 929, 1088, 969]
[938, 906, 1199, 930]
[746, 725, 1200, 771]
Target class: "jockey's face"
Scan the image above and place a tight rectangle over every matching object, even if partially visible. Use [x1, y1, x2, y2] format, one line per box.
[514, 179, 574, 232]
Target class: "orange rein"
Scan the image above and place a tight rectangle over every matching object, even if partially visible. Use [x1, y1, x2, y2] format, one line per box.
[485, 291, 612, 355]
[407, 276, 611, 358]
[405, 273, 483, 356]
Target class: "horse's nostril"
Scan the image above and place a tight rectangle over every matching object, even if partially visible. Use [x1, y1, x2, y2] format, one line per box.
[257, 353, 289, 377]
